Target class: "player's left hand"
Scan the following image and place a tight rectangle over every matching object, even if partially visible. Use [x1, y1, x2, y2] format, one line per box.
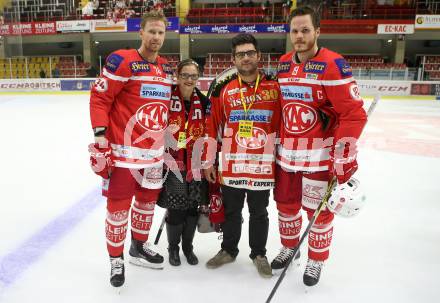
[329, 144, 358, 184]
[88, 141, 113, 179]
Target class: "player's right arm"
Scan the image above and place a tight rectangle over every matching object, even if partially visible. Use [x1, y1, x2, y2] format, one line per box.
[89, 51, 131, 131]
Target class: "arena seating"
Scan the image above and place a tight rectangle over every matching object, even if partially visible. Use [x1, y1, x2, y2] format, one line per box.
[1, 0, 176, 22]
[187, 7, 270, 24]
[0, 56, 89, 79]
[423, 55, 440, 80]
[0, 54, 181, 79]
[345, 55, 406, 70]
[185, 1, 435, 24]
[2, 0, 73, 22]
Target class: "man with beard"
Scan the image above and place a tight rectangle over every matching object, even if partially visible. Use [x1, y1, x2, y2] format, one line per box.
[272, 6, 367, 287]
[89, 10, 173, 289]
[203, 33, 281, 278]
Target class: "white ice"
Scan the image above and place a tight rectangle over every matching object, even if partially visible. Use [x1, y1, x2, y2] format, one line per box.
[0, 94, 439, 303]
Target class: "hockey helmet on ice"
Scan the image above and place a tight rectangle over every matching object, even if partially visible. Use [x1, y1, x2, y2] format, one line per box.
[327, 178, 366, 218]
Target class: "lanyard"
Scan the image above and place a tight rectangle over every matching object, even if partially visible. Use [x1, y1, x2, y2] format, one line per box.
[238, 73, 260, 119]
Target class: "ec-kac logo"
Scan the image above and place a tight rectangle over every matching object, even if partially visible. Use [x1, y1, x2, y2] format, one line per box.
[282, 102, 317, 134]
[136, 102, 168, 132]
[235, 127, 268, 149]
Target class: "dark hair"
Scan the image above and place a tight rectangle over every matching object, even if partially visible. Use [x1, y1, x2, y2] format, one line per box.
[177, 59, 199, 74]
[288, 6, 320, 29]
[231, 33, 259, 55]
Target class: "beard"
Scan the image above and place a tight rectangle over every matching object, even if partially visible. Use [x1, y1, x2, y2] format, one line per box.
[294, 36, 317, 53]
[237, 62, 258, 77]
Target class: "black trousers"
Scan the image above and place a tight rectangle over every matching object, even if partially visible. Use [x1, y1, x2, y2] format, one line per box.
[220, 185, 270, 259]
[167, 208, 198, 225]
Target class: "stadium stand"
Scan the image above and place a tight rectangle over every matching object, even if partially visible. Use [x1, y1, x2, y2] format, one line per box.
[345, 55, 407, 70]
[422, 55, 440, 80]
[1, 0, 176, 22]
[185, 0, 435, 24]
[0, 56, 90, 78]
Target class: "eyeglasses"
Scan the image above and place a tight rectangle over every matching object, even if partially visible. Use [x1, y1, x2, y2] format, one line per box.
[234, 50, 258, 59]
[179, 73, 199, 80]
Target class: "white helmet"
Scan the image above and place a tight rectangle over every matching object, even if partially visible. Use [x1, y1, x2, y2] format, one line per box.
[327, 178, 366, 218]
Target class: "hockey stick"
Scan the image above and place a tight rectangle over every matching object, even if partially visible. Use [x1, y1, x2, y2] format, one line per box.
[154, 210, 167, 245]
[265, 177, 337, 303]
[266, 95, 380, 303]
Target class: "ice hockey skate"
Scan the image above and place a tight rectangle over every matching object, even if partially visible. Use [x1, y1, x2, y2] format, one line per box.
[303, 258, 324, 287]
[129, 238, 164, 269]
[271, 247, 301, 272]
[109, 255, 125, 292]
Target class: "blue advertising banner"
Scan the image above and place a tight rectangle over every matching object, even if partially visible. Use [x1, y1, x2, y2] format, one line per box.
[179, 24, 288, 34]
[127, 17, 179, 32]
[60, 79, 95, 91]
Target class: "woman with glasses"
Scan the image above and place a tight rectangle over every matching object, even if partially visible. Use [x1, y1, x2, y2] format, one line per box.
[158, 59, 210, 266]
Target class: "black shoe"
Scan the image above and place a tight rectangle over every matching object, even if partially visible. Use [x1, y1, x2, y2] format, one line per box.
[184, 250, 199, 265]
[129, 238, 164, 269]
[168, 246, 181, 266]
[271, 247, 301, 270]
[303, 258, 324, 287]
[110, 255, 125, 288]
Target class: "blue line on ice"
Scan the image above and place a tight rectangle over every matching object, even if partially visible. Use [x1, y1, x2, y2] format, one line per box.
[0, 187, 102, 291]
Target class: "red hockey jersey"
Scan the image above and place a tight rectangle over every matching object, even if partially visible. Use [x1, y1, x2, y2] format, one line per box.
[277, 48, 367, 172]
[205, 72, 281, 190]
[90, 49, 173, 169]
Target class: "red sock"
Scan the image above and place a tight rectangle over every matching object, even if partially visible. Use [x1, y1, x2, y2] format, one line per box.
[130, 200, 155, 242]
[106, 198, 131, 257]
[308, 223, 333, 261]
[278, 211, 302, 248]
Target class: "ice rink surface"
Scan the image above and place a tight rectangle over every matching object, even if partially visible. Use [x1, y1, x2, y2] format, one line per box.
[0, 94, 439, 303]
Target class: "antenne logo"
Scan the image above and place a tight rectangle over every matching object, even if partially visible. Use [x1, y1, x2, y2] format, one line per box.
[136, 102, 168, 132]
[239, 25, 257, 33]
[282, 103, 317, 134]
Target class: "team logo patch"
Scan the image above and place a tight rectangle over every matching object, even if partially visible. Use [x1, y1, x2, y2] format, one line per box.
[280, 85, 313, 102]
[335, 58, 353, 77]
[303, 61, 327, 74]
[282, 102, 318, 134]
[94, 78, 108, 92]
[136, 102, 168, 132]
[140, 84, 171, 101]
[161, 64, 173, 75]
[235, 127, 268, 149]
[349, 83, 362, 100]
[105, 53, 124, 73]
[278, 62, 291, 74]
[229, 109, 273, 123]
[130, 61, 150, 73]
[210, 195, 222, 213]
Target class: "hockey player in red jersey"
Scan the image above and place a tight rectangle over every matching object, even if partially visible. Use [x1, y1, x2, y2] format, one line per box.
[272, 6, 367, 286]
[203, 33, 281, 278]
[88, 11, 173, 289]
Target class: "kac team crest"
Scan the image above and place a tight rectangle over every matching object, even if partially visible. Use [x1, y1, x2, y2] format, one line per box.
[282, 103, 317, 134]
[136, 102, 168, 132]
